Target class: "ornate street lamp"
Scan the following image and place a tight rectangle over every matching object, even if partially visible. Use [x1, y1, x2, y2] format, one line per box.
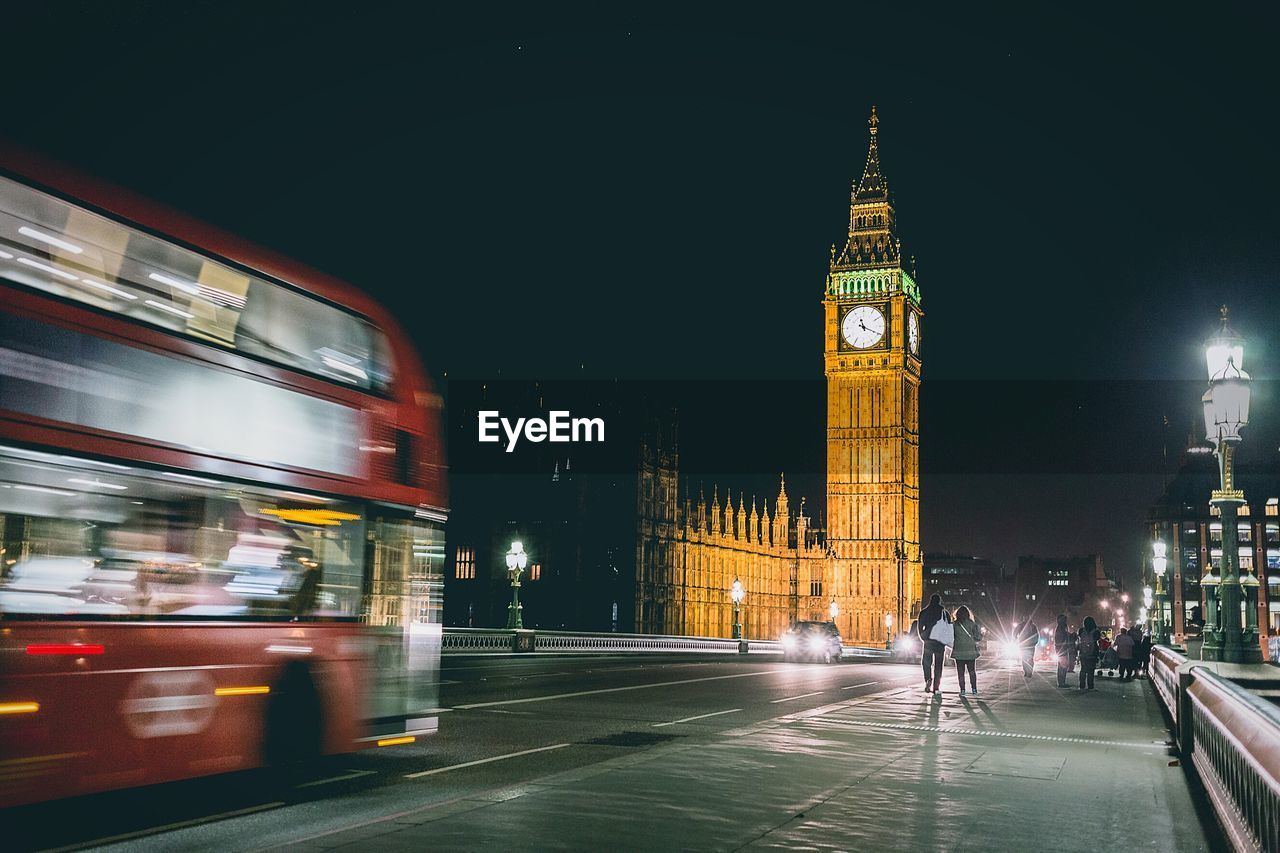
[1151, 541, 1169, 645]
[1143, 584, 1154, 638]
[884, 612, 893, 651]
[505, 540, 528, 629]
[730, 578, 745, 640]
[1200, 307, 1262, 662]
[892, 544, 906, 646]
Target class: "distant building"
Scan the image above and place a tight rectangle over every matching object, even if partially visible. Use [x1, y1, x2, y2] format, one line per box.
[921, 554, 1005, 626]
[1013, 554, 1115, 630]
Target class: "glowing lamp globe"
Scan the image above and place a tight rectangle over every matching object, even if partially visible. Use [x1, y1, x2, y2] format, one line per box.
[1205, 308, 1245, 380]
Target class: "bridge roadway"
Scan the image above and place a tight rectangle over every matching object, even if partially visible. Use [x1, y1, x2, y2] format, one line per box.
[13, 654, 1222, 851]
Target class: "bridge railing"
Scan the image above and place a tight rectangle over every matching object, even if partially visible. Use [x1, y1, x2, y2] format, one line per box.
[1151, 645, 1187, 735]
[441, 627, 890, 659]
[1151, 645, 1280, 852]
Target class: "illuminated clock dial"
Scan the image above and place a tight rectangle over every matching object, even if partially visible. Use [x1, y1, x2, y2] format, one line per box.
[841, 305, 885, 349]
[908, 312, 920, 355]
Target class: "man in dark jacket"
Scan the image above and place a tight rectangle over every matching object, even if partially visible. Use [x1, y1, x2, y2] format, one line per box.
[1016, 617, 1039, 678]
[917, 593, 946, 694]
[1053, 614, 1074, 688]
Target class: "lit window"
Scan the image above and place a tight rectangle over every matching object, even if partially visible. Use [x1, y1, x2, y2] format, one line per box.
[529, 562, 541, 581]
[455, 546, 475, 580]
[1267, 498, 1279, 517]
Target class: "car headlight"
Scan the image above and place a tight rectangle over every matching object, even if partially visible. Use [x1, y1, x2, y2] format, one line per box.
[1002, 640, 1020, 659]
[781, 634, 797, 649]
[808, 636, 826, 651]
[897, 636, 916, 653]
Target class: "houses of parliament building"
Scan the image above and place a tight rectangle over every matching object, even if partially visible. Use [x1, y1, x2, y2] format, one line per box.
[635, 107, 923, 646]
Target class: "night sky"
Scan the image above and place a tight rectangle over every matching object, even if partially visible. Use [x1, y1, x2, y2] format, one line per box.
[6, 4, 1280, 586]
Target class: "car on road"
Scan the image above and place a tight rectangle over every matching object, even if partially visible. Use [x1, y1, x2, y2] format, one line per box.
[781, 620, 843, 663]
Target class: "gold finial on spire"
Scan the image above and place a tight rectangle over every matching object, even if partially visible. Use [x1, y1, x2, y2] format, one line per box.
[1220, 304, 1230, 327]
[868, 104, 879, 134]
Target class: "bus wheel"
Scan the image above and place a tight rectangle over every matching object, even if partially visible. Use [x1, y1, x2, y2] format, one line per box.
[264, 662, 324, 788]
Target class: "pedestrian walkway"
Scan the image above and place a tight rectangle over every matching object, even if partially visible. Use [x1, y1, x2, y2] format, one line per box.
[280, 663, 1219, 852]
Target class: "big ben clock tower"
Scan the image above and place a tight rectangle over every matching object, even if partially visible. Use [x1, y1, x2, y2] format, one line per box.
[824, 107, 922, 645]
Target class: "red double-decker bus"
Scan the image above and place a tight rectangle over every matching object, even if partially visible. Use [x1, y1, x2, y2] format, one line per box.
[0, 145, 447, 807]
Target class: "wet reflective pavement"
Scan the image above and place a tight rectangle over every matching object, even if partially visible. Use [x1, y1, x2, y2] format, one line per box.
[272, 662, 1217, 852]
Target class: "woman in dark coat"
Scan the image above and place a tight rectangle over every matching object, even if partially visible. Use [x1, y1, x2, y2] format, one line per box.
[1076, 616, 1100, 690]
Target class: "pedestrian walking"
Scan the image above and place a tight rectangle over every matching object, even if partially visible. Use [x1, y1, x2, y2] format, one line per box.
[1015, 616, 1039, 678]
[952, 605, 981, 696]
[1138, 629, 1153, 677]
[1077, 616, 1100, 690]
[1114, 624, 1135, 680]
[917, 593, 948, 695]
[1053, 614, 1075, 688]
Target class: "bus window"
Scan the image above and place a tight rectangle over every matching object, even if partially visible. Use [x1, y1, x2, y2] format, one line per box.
[236, 279, 379, 391]
[0, 446, 367, 620]
[0, 174, 388, 393]
[361, 510, 445, 726]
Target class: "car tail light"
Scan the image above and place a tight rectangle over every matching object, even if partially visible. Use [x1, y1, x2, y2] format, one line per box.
[26, 643, 105, 656]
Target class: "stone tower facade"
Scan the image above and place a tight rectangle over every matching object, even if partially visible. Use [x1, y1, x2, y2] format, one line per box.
[823, 106, 923, 644]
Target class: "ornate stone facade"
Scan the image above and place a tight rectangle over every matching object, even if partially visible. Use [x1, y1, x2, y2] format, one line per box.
[636, 451, 829, 639]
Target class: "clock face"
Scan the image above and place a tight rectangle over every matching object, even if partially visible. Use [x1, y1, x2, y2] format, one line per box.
[908, 312, 920, 354]
[841, 305, 885, 349]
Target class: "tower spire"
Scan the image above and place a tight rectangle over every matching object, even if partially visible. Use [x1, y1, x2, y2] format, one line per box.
[855, 105, 888, 202]
[833, 105, 902, 271]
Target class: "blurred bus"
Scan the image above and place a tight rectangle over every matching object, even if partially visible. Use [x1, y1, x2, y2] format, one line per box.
[0, 145, 447, 807]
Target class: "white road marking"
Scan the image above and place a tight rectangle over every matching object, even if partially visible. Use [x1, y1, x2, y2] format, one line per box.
[452, 668, 789, 709]
[841, 681, 880, 690]
[653, 708, 743, 727]
[405, 743, 571, 778]
[771, 691, 825, 703]
[296, 769, 376, 788]
[481, 709, 535, 715]
[49, 801, 283, 851]
[830, 719, 1154, 748]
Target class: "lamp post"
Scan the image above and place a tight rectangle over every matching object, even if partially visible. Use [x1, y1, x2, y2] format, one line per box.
[884, 612, 893, 651]
[1200, 306, 1262, 663]
[730, 578, 745, 640]
[1143, 584, 1155, 639]
[1151, 541, 1169, 645]
[505, 540, 528, 629]
[892, 544, 905, 647]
